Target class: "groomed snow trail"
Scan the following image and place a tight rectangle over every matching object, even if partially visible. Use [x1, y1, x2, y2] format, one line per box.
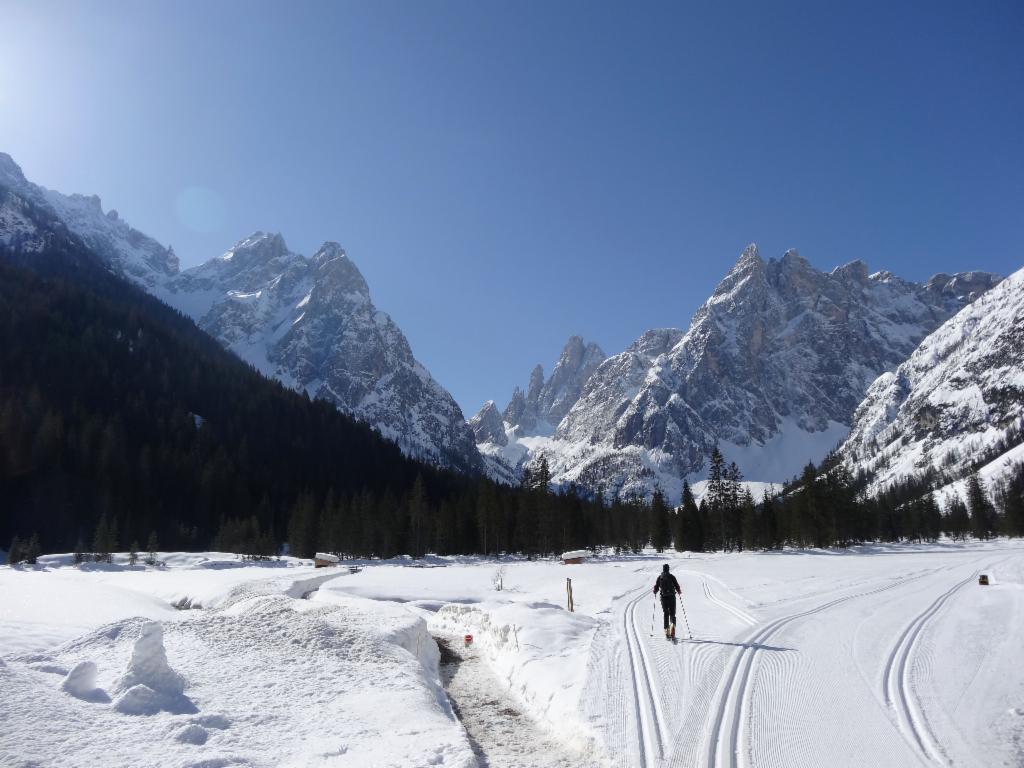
[702, 566, 945, 768]
[624, 588, 671, 766]
[881, 569, 978, 764]
[589, 546, 1024, 768]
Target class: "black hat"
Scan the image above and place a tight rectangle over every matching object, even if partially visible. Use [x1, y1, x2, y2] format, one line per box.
[662, 564, 670, 572]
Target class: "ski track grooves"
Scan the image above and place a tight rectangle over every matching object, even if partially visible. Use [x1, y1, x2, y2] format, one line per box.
[624, 587, 670, 767]
[704, 568, 943, 768]
[703, 581, 757, 626]
[881, 564, 992, 764]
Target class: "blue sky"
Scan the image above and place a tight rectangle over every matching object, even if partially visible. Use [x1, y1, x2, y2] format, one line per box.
[2, 0, 1022, 415]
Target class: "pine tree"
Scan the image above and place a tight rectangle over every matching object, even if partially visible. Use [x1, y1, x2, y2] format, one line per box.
[92, 514, 111, 563]
[760, 491, 780, 549]
[24, 532, 41, 564]
[108, 516, 119, 560]
[740, 489, 756, 550]
[287, 491, 318, 559]
[944, 495, 970, 541]
[650, 489, 671, 552]
[73, 537, 86, 565]
[533, 457, 552, 492]
[966, 472, 996, 540]
[407, 474, 427, 558]
[706, 447, 726, 551]
[921, 493, 942, 542]
[146, 531, 159, 565]
[724, 462, 743, 550]
[7, 535, 22, 566]
[671, 498, 685, 552]
[128, 541, 139, 566]
[1004, 462, 1024, 537]
[677, 481, 703, 552]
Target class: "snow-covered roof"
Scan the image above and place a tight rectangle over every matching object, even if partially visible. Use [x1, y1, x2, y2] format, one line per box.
[561, 550, 590, 560]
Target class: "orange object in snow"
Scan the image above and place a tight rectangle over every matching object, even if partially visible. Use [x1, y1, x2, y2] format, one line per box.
[464, 634, 473, 645]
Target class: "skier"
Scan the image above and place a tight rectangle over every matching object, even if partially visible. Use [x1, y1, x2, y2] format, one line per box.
[653, 563, 682, 639]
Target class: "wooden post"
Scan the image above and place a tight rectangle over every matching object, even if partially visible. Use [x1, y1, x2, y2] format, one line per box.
[566, 577, 574, 612]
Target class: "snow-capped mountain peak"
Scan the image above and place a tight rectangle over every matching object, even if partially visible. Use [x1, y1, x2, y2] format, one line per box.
[495, 336, 606, 439]
[0, 153, 179, 285]
[0, 153, 481, 474]
[479, 246, 1003, 498]
[469, 401, 508, 447]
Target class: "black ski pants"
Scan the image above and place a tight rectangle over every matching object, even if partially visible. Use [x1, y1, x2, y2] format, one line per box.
[660, 593, 676, 629]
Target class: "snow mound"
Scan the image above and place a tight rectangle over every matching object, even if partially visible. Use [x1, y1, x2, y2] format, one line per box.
[113, 621, 184, 696]
[61, 661, 109, 703]
[112, 621, 195, 715]
[174, 723, 209, 745]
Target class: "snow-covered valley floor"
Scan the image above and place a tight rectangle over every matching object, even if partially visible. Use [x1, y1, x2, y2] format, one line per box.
[2, 542, 1023, 767]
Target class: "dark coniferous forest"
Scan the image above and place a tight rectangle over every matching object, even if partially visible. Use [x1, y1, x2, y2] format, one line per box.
[1, 205, 1022, 563]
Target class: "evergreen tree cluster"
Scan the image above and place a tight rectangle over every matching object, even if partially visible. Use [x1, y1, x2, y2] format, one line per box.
[664, 453, 1024, 553]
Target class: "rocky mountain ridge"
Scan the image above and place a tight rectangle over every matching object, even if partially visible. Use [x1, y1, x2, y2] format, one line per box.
[0, 153, 481, 473]
[839, 266, 1024, 497]
[475, 245, 1002, 498]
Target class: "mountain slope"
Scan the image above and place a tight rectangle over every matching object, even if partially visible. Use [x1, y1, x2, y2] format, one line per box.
[0, 194, 471, 553]
[839, 266, 1024, 495]
[0, 153, 178, 286]
[157, 232, 481, 473]
[0, 152, 480, 474]
[494, 246, 1000, 498]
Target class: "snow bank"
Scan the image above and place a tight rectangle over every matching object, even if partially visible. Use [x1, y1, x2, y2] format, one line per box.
[434, 601, 601, 752]
[0, 556, 475, 767]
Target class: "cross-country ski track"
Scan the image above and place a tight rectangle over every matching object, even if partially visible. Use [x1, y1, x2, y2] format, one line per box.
[598, 546, 1024, 768]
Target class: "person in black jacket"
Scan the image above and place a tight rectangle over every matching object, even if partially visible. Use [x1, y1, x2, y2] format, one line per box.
[653, 563, 682, 638]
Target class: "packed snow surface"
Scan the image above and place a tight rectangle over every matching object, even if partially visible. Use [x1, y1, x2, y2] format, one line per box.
[3, 543, 1024, 766]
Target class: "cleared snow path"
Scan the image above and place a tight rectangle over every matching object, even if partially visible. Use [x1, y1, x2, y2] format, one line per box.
[435, 632, 602, 767]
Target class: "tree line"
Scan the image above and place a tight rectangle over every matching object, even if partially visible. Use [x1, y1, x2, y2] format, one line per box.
[648, 447, 1024, 555]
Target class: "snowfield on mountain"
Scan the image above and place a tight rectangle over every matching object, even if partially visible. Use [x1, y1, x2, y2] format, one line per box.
[3, 543, 1023, 767]
[475, 249, 1002, 498]
[840, 265, 1024, 500]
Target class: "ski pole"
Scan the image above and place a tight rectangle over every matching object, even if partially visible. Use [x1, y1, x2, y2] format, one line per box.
[679, 596, 693, 640]
[650, 594, 656, 636]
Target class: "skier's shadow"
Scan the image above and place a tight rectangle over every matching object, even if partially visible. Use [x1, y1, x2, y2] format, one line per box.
[682, 639, 793, 653]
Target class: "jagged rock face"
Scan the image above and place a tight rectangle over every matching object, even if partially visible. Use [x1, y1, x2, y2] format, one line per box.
[159, 234, 482, 473]
[469, 401, 508, 446]
[540, 245, 1000, 497]
[502, 387, 529, 434]
[538, 336, 607, 425]
[840, 266, 1024, 494]
[500, 338, 606, 436]
[0, 153, 481, 474]
[0, 153, 178, 287]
